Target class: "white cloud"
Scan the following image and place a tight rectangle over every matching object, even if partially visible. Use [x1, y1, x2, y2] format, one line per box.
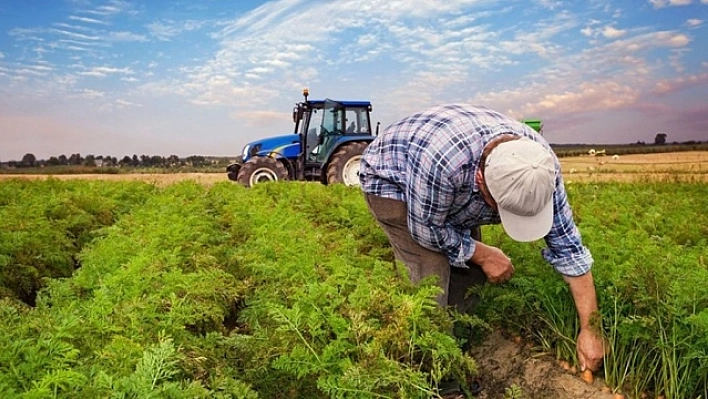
[0, 52, 4, 59]
[68, 15, 108, 25]
[654, 72, 708, 93]
[77, 89, 104, 99]
[686, 18, 704, 27]
[115, 99, 140, 108]
[80, 0, 133, 17]
[602, 25, 627, 39]
[649, 0, 693, 8]
[50, 28, 100, 41]
[108, 31, 148, 42]
[78, 66, 135, 77]
[147, 20, 206, 41]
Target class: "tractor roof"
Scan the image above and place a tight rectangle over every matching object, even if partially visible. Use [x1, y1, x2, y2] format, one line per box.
[307, 99, 371, 108]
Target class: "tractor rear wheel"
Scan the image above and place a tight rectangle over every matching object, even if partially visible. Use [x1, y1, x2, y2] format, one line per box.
[326, 142, 369, 186]
[236, 157, 288, 187]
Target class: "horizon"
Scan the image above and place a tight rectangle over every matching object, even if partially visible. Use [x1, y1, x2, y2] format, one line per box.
[4, 140, 707, 165]
[1, 0, 707, 161]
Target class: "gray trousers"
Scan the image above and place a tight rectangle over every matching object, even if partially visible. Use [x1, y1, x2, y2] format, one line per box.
[364, 193, 487, 312]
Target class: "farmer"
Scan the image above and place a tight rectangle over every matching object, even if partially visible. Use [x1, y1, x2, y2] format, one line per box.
[359, 104, 604, 397]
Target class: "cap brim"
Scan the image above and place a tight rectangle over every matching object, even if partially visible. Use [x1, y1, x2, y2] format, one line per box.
[498, 199, 554, 242]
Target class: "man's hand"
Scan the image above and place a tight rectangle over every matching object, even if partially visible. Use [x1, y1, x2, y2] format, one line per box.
[469, 242, 514, 284]
[577, 328, 604, 372]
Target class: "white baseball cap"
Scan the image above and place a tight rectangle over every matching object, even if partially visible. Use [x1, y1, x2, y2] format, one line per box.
[484, 138, 556, 242]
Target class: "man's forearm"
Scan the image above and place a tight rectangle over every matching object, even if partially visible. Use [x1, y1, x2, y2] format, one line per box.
[563, 271, 599, 330]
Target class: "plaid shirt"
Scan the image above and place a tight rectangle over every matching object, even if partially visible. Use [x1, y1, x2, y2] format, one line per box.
[360, 104, 593, 276]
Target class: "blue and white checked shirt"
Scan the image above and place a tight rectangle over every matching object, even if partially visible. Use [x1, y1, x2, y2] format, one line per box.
[360, 104, 593, 276]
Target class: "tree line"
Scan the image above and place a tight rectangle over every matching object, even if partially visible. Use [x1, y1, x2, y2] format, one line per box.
[1, 153, 224, 169]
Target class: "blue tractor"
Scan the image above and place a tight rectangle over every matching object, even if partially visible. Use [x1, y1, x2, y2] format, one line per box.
[227, 89, 378, 187]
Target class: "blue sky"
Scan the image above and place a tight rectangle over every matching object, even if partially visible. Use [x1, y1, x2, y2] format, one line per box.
[1, 0, 707, 161]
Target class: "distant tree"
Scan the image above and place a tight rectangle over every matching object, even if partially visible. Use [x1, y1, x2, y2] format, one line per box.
[654, 133, 667, 145]
[120, 156, 132, 166]
[21, 153, 36, 167]
[149, 155, 164, 166]
[68, 153, 83, 165]
[140, 155, 150, 166]
[84, 154, 96, 166]
[47, 156, 61, 166]
[167, 155, 180, 166]
[58, 154, 68, 165]
[186, 155, 207, 167]
[131, 154, 139, 167]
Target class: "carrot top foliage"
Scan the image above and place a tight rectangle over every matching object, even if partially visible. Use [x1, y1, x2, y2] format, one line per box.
[0, 179, 705, 398]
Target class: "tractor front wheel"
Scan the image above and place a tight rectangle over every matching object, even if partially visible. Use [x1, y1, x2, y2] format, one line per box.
[226, 155, 244, 181]
[326, 142, 369, 186]
[236, 157, 289, 187]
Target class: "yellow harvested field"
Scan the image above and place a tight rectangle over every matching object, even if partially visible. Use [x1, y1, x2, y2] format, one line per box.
[560, 151, 708, 182]
[1, 151, 706, 184]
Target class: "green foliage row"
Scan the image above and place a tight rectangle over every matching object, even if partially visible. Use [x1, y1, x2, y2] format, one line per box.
[0, 181, 477, 398]
[0, 179, 156, 303]
[2, 179, 706, 398]
[473, 182, 708, 399]
[0, 164, 227, 175]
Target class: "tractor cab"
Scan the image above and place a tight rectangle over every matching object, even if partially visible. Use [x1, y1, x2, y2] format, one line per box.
[293, 95, 374, 183]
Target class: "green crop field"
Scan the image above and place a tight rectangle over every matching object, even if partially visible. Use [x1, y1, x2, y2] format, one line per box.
[0, 178, 706, 399]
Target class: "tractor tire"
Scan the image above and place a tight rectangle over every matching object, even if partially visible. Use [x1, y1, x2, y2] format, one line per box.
[236, 156, 289, 187]
[326, 141, 369, 186]
[226, 155, 243, 182]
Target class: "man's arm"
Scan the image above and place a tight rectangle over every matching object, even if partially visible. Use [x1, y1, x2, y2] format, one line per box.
[542, 166, 604, 371]
[564, 271, 604, 372]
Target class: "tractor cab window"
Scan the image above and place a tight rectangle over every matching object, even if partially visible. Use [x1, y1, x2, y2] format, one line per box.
[301, 108, 321, 161]
[321, 100, 344, 136]
[345, 108, 371, 134]
[313, 100, 346, 162]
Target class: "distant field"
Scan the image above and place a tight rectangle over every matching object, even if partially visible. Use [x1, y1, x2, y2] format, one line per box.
[558, 150, 708, 182]
[1, 151, 706, 184]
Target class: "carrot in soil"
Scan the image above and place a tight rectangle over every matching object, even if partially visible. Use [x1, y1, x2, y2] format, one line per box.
[581, 369, 594, 384]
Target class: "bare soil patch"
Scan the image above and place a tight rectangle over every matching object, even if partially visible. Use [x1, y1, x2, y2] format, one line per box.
[470, 332, 615, 399]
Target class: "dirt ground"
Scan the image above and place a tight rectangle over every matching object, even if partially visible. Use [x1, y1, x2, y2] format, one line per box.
[470, 331, 615, 399]
[0, 172, 227, 186]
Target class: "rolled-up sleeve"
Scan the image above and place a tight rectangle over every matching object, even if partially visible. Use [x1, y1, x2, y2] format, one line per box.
[542, 173, 593, 276]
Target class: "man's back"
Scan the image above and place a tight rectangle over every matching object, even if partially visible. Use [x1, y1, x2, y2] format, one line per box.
[359, 104, 545, 202]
